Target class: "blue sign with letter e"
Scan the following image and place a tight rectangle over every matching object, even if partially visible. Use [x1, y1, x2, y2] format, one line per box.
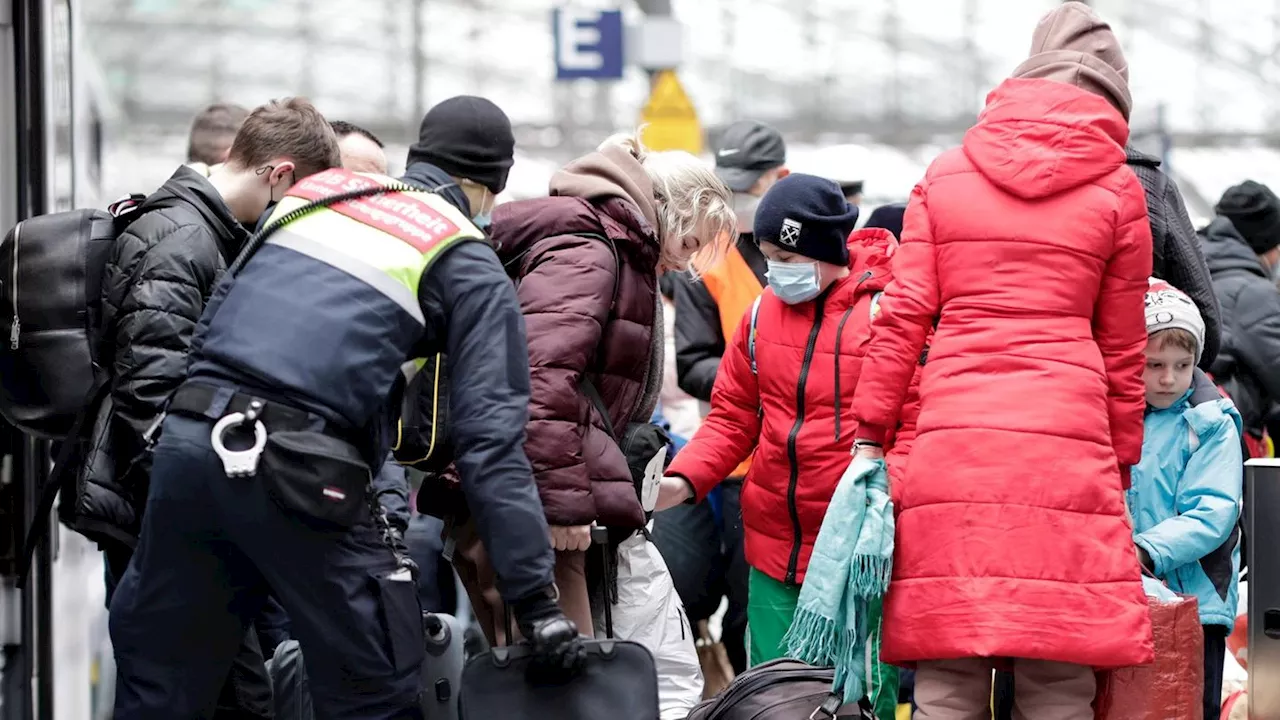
[553, 8, 625, 81]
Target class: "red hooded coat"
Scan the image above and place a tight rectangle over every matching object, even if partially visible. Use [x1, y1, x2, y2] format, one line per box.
[668, 228, 903, 585]
[852, 77, 1155, 668]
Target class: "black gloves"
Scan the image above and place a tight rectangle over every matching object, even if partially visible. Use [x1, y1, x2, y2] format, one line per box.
[513, 590, 587, 683]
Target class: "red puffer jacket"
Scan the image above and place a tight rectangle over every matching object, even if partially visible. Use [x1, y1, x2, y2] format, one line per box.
[668, 228, 904, 585]
[852, 77, 1154, 668]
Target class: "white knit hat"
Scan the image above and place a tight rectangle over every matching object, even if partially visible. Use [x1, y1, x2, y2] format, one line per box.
[1144, 277, 1205, 361]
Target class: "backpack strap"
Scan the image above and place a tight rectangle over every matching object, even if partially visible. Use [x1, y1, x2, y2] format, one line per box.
[16, 376, 111, 587]
[576, 232, 622, 441]
[748, 295, 763, 375]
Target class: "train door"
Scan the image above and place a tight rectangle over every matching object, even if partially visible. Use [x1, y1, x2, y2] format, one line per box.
[0, 2, 110, 719]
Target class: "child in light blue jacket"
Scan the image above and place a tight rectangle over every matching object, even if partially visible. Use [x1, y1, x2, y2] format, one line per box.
[1131, 279, 1243, 720]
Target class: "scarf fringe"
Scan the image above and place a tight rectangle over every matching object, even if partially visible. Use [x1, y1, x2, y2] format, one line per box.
[850, 554, 893, 598]
[783, 608, 843, 666]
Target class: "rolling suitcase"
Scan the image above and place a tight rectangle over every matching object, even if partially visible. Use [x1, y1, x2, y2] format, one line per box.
[265, 611, 467, 720]
[421, 612, 466, 720]
[458, 527, 660, 720]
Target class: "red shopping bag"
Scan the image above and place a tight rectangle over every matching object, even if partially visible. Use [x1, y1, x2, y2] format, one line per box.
[1094, 593, 1204, 720]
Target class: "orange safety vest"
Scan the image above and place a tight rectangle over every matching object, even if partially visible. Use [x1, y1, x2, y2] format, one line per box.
[699, 242, 764, 478]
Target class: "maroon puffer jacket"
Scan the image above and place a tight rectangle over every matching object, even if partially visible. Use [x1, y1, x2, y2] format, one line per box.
[489, 146, 662, 530]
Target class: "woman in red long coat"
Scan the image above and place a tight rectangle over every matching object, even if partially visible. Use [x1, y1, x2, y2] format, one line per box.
[851, 3, 1154, 717]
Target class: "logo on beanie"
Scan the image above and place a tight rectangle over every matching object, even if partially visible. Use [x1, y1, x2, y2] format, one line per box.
[779, 218, 802, 247]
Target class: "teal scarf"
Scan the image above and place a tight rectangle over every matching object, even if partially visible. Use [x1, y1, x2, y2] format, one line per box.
[782, 456, 895, 703]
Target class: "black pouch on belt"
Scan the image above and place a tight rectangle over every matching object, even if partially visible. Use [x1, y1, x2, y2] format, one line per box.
[259, 430, 372, 530]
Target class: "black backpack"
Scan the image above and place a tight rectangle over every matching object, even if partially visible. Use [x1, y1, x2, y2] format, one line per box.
[391, 353, 453, 474]
[0, 195, 146, 439]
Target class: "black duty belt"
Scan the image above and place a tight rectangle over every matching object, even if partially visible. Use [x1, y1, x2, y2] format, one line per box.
[169, 383, 314, 433]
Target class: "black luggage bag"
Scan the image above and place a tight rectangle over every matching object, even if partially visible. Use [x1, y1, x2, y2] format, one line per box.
[686, 658, 873, 720]
[458, 527, 659, 720]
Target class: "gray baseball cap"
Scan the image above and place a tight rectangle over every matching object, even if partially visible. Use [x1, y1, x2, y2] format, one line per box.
[713, 120, 787, 193]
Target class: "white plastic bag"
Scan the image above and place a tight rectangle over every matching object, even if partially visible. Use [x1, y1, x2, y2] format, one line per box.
[607, 531, 704, 719]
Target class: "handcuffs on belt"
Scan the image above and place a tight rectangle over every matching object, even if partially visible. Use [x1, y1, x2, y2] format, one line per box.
[210, 398, 268, 477]
[204, 396, 417, 576]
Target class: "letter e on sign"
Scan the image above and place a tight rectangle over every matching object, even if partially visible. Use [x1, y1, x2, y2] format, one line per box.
[553, 7, 624, 81]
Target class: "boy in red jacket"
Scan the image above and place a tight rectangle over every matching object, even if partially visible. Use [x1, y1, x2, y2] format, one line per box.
[654, 175, 908, 698]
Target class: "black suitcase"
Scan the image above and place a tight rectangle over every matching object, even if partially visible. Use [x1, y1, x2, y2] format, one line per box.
[458, 527, 660, 720]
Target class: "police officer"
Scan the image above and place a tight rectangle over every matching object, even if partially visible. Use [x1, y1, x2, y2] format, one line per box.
[108, 96, 585, 719]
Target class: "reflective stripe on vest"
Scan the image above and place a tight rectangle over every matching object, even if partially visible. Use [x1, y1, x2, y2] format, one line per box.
[263, 169, 482, 326]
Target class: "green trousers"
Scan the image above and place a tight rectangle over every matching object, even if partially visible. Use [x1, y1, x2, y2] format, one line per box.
[747, 568, 899, 720]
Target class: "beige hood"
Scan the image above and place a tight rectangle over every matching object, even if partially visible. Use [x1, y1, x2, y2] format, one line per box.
[549, 143, 660, 232]
[1011, 1, 1132, 120]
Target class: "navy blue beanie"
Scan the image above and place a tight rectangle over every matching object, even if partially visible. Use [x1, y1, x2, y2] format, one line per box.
[754, 173, 859, 266]
[864, 202, 906, 239]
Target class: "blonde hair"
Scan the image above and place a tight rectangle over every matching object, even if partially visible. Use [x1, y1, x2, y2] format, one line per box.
[598, 131, 735, 277]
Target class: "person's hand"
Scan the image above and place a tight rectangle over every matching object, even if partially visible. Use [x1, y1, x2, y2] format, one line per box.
[514, 593, 587, 684]
[655, 476, 694, 511]
[853, 442, 885, 461]
[549, 525, 592, 552]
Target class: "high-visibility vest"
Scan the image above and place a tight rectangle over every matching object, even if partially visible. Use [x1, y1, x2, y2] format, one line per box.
[698, 241, 765, 478]
[188, 168, 483, 430]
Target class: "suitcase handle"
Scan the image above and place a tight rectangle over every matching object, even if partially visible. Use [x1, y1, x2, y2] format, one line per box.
[591, 526, 615, 639]
[500, 526, 618, 644]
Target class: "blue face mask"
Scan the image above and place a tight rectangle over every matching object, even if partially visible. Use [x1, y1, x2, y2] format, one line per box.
[473, 213, 492, 231]
[766, 259, 822, 304]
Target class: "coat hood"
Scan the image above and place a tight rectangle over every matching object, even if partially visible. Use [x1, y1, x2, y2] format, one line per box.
[962, 78, 1128, 200]
[549, 143, 660, 234]
[147, 165, 248, 261]
[488, 194, 659, 270]
[1011, 1, 1131, 119]
[1202, 216, 1269, 279]
[841, 227, 898, 295]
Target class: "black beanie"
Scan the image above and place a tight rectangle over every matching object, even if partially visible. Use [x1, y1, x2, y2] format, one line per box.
[863, 202, 906, 239]
[754, 174, 859, 266]
[1216, 180, 1280, 255]
[406, 96, 515, 194]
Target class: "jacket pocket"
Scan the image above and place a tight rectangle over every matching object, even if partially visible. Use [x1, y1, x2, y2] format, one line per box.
[370, 570, 425, 674]
[259, 430, 371, 530]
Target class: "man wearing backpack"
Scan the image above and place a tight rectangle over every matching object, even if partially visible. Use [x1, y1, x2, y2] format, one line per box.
[80, 97, 342, 719]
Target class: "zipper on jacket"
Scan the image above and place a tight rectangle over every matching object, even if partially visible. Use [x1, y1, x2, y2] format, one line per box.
[785, 293, 826, 584]
[9, 222, 20, 350]
[832, 307, 855, 441]
[831, 272, 872, 441]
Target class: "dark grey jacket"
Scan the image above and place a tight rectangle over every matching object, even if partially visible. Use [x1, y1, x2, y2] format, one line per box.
[1126, 146, 1222, 369]
[1201, 216, 1280, 442]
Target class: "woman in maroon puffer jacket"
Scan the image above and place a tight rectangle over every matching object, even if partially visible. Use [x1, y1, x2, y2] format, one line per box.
[469, 134, 734, 640]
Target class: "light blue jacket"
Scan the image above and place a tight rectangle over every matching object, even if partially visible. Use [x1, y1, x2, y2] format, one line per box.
[1128, 389, 1243, 630]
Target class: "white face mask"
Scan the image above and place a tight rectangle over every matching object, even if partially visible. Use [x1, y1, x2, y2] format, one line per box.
[766, 259, 823, 304]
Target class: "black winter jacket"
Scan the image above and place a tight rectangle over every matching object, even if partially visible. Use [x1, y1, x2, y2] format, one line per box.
[1126, 146, 1222, 369]
[1201, 216, 1280, 442]
[670, 234, 767, 402]
[65, 166, 247, 548]
[396, 162, 555, 601]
